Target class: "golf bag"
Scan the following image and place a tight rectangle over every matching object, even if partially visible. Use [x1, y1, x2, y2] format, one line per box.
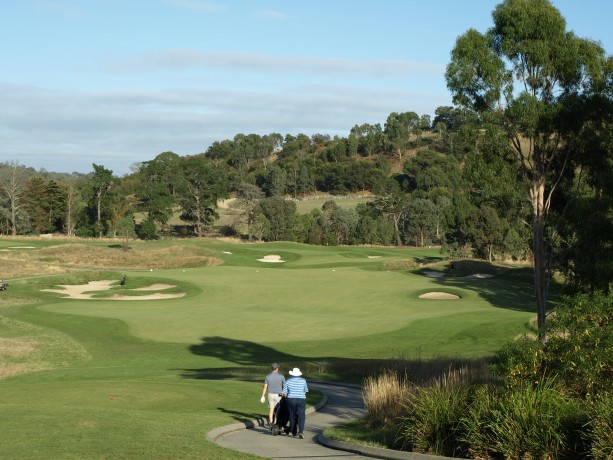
[271, 395, 296, 436]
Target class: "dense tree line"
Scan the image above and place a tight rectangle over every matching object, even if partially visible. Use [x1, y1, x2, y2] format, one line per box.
[1, 0, 611, 339]
[0, 109, 508, 251]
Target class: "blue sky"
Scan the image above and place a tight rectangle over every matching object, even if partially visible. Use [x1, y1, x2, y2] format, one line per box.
[2, 1, 612, 175]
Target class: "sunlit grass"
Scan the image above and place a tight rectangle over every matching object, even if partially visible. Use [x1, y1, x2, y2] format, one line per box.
[0, 237, 538, 459]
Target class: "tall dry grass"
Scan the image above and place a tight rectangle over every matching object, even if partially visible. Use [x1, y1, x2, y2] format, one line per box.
[0, 243, 220, 278]
[363, 370, 413, 427]
[360, 360, 496, 454]
[361, 362, 492, 421]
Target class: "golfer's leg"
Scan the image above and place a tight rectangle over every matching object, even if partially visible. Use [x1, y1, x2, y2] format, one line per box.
[297, 399, 306, 434]
[287, 398, 296, 434]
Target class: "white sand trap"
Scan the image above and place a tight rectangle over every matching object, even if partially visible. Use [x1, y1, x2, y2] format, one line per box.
[471, 273, 494, 278]
[42, 280, 118, 299]
[8, 246, 36, 249]
[424, 271, 445, 278]
[257, 254, 285, 263]
[41, 280, 185, 300]
[223, 251, 232, 254]
[419, 292, 460, 300]
[368, 256, 382, 259]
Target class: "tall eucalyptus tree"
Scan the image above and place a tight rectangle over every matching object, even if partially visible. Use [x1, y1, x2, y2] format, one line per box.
[446, 0, 608, 341]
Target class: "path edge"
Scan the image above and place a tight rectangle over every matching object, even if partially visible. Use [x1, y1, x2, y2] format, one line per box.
[317, 433, 459, 460]
[207, 392, 329, 442]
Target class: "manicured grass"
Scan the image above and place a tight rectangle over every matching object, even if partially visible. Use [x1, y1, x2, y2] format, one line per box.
[325, 419, 394, 449]
[0, 238, 537, 459]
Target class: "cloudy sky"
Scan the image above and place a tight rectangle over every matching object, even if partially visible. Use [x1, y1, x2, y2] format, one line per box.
[2, 1, 612, 175]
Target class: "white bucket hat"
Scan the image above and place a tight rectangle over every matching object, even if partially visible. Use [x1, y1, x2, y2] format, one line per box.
[289, 367, 302, 376]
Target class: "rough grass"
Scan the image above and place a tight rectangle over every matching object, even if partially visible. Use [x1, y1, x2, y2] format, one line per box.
[0, 253, 69, 278]
[0, 243, 220, 277]
[0, 317, 90, 379]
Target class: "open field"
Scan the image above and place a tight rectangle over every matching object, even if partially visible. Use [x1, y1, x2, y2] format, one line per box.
[289, 194, 372, 214]
[0, 237, 537, 459]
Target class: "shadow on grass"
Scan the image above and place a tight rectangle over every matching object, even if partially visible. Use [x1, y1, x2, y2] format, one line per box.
[183, 336, 300, 380]
[181, 336, 495, 386]
[217, 406, 264, 423]
[419, 260, 563, 314]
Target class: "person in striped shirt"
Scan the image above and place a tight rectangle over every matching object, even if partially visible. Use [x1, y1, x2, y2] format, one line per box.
[282, 367, 309, 438]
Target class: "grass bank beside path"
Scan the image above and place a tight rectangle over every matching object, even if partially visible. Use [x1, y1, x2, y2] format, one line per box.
[0, 237, 540, 459]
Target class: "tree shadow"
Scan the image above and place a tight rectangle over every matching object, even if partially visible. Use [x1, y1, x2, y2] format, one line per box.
[180, 335, 385, 381]
[420, 261, 563, 313]
[180, 335, 494, 385]
[182, 336, 302, 379]
[216, 406, 266, 425]
[189, 336, 298, 366]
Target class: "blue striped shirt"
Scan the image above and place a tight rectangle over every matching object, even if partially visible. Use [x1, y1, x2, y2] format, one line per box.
[283, 377, 308, 399]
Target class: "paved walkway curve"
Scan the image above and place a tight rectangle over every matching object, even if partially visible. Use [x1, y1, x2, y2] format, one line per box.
[209, 382, 455, 460]
[210, 382, 365, 459]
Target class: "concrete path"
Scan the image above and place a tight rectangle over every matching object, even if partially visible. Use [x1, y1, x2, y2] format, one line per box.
[210, 382, 455, 460]
[212, 382, 366, 459]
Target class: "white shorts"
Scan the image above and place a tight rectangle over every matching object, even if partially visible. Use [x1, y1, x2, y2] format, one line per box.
[268, 392, 282, 409]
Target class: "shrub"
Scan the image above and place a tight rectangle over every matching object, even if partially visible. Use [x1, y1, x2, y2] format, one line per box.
[490, 335, 544, 387]
[462, 379, 589, 460]
[544, 292, 613, 400]
[399, 369, 471, 457]
[491, 292, 613, 400]
[136, 219, 157, 240]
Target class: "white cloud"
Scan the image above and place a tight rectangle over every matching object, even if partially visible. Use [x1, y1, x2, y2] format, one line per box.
[0, 81, 450, 175]
[104, 50, 444, 78]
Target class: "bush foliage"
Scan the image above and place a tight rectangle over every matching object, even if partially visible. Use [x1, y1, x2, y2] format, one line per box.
[360, 292, 613, 459]
[493, 292, 613, 400]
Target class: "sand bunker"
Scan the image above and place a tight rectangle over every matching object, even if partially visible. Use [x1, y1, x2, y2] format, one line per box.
[41, 280, 185, 300]
[419, 292, 460, 300]
[424, 271, 445, 278]
[257, 254, 285, 263]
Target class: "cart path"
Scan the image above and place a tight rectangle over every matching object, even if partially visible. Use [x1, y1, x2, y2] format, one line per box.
[214, 382, 366, 459]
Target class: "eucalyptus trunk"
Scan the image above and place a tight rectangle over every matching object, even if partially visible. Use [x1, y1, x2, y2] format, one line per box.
[531, 176, 548, 344]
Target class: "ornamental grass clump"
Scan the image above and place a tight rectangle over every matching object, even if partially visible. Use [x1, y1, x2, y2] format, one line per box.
[399, 368, 471, 458]
[461, 379, 589, 460]
[588, 395, 613, 460]
[362, 369, 412, 428]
